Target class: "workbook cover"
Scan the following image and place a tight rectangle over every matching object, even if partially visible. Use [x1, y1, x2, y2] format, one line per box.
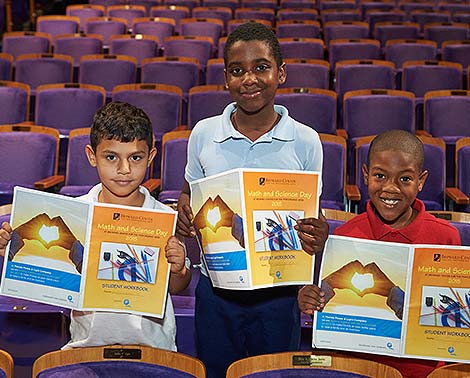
[0, 187, 177, 318]
[313, 235, 470, 362]
[190, 168, 320, 290]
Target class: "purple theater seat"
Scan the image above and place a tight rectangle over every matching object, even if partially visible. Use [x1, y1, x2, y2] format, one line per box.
[400, 2, 434, 18]
[107, 5, 147, 30]
[424, 22, 469, 50]
[0, 125, 60, 205]
[384, 39, 437, 70]
[157, 131, 190, 205]
[187, 85, 232, 128]
[321, 9, 362, 24]
[205, 58, 225, 85]
[54, 34, 103, 67]
[324, 21, 370, 46]
[277, 8, 319, 22]
[66, 4, 105, 32]
[320, 134, 346, 210]
[374, 22, 420, 47]
[79, 54, 137, 97]
[442, 41, 470, 70]
[276, 20, 321, 39]
[0, 53, 12, 81]
[279, 37, 325, 60]
[132, 17, 175, 49]
[227, 19, 272, 35]
[150, 6, 190, 35]
[234, 8, 276, 25]
[410, 10, 452, 33]
[109, 34, 159, 65]
[367, 11, 406, 36]
[35, 83, 106, 136]
[239, 369, 369, 377]
[14, 53, 73, 95]
[36, 15, 80, 43]
[164, 36, 214, 69]
[451, 221, 470, 246]
[191, 6, 235, 32]
[2, 31, 51, 60]
[0, 81, 30, 124]
[328, 39, 381, 70]
[164, 0, 199, 13]
[89, 0, 128, 5]
[275, 88, 337, 134]
[455, 138, 470, 213]
[180, 18, 224, 47]
[281, 58, 330, 89]
[241, 0, 277, 10]
[320, 0, 355, 11]
[84, 17, 128, 48]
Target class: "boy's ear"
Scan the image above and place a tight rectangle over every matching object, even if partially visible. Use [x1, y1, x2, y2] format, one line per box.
[223, 68, 229, 89]
[418, 169, 429, 192]
[147, 147, 157, 167]
[278, 62, 286, 85]
[362, 164, 369, 185]
[85, 145, 97, 167]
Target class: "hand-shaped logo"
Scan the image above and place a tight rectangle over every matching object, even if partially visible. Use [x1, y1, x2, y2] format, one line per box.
[351, 272, 374, 293]
[193, 195, 235, 233]
[38, 225, 60, 247]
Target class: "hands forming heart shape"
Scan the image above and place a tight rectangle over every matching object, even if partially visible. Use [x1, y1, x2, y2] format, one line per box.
[323, 260, 396, 298]
[193, 195, 235, 233]
[14, 213, 78, 250]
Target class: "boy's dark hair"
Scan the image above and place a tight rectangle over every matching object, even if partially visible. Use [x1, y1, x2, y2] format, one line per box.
[90, 102, 153, 152]
[224, 22, 283, 68]
[367, 130, 424, 170]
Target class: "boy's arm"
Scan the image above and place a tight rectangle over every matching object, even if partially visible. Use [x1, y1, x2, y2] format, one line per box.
[176, 180, 196, 238]
[166, 236, 192, 294]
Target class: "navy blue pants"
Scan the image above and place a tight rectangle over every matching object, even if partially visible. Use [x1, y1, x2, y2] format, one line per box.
[195, 274, 301, 378]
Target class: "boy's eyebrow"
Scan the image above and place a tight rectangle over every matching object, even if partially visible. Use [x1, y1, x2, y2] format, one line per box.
[100, 148, 147, 155]
[227, 57, 272, 67]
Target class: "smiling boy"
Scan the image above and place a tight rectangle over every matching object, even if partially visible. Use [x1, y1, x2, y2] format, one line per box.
[298, 129, 461, 378]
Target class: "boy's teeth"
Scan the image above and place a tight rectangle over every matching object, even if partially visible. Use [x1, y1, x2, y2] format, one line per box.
[382, 199, 398, 205]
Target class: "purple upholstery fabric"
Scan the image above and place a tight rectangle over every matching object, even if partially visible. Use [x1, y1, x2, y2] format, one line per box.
[180, 20, 223, 46]
[206, 60, 225, 85]
[385, 41, 436, 69]
[85, 19, 127, 47]
[164, 38, 213, 68]
[37, 19, 79, 40]
[443, 42, 470, 69]
[402, 63, 462, 99]
[320, 140, 346, 210]
[113, 86, 181, 136]
[0, 369, 5, 378]
[234, 9, 275, 24]
[276, 23, 321, 39]
[15, 56, 72, 92]
[451, 222, 470, 246]
[241, 369, 369, 377]
[410, 12, 452, 32]
[374, 23, 420, 47]
[324, 23, 369, 46]
[279, 39, 324, 60]
[142, 59, 199, 94]
[192, 8, 232, 31]
[281, 61, 329, 89]
[0, 55, 11, 80]
[2, 34, 50, 59]
[457, 144, 470, 213]
[150, 7, 190, 35]
[164, 0, 199, 12]
[241, 0, 277, 11]
[278, 9, 318, 22]
[89, 0, 127, 5]
[67, 7, 104, 32]
[133, 20, 174, 49]
[329, 40, 381, 70]
[0, 85, 29, 124]
[367, 12, 406, 36]
[400, 2, 434, 16]
[79, 57, 137, 96]
[108, 8, 146, 28]
[280, 0, 317, 9]
[360, 1, 395, 18]
[321, 10, 362, 24]
[275, 91, 337, 134]
[110, 38, 158, 65]
[37, 361, 195, 378]
[424, 24, 469, 49]
[188, 88, 232, 128]
[0, 132, 57, 204]
[203, 0, 238, 13]
[453, 13, 470, 24]
[158, 137, 188, 204]
[55, 36, 103, 66]
[35, 86, 105, 134]
[321, 1, 355, 10]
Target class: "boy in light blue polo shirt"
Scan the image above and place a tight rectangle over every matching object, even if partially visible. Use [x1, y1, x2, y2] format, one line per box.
[176, 22, 329, 378]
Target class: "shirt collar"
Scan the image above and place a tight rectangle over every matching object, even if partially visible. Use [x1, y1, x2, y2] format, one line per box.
[213, 103, 295, 143]
[367, 199, 426, 242]
[87, 183, 152, 207]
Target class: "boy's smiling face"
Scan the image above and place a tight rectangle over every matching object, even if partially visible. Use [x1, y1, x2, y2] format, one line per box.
[224, 40, 286, 115]
[363, 149, 428, 229]
[86, 138, 156, 206]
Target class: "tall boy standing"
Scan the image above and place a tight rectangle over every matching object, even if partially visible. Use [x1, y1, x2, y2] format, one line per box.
[0, 102, 191, 350]
[298, 130, 461, 378]
[177, 22, 329, 378]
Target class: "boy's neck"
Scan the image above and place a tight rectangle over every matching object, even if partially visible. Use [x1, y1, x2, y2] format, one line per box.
[232, 106, 280, 142]
[97, 186, 145, 207]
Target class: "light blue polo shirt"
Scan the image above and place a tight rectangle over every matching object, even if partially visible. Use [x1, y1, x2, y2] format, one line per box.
[185, 103, 323, 184]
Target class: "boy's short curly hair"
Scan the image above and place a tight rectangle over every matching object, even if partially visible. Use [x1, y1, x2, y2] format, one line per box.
[90, 102, 153, 152]
[224, 22, 283, 68]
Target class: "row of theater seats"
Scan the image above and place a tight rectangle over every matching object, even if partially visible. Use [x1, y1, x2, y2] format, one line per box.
[0, 343, 468, 377]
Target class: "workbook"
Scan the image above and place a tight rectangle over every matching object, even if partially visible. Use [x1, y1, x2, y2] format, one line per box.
[0, 187, 177, 318]
[190, 168, 321, 290]
[313, 235, 470, 362]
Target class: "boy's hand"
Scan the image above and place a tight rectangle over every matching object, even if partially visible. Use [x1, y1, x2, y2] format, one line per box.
[323, 260, 363, 295]
[176, 192, 196, 238]
[298, 284, 325, 315]
[362, 262, 395, 297]
[165, 236, 187, 275]
[0, 222, 12, 257]
[294, 212, 329, 255]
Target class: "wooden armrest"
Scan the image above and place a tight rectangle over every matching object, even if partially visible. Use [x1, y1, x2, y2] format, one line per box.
[415, 130, 432, 137]
[345, 184, 361, 201]
[335, 129, 348, 139]
[34, 175, 65, 190]
[446, 187, 470, 205]
[142, 178, 161, 192]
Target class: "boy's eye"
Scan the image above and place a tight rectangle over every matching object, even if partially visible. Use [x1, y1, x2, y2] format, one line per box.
[256, 64, 269, 72]
[374, 173, 385, 179]
[106, 155, 116, 161]
[229, 67, 243, 76]
[401, 176, 412, 182]
[130, 155, 143, 162]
